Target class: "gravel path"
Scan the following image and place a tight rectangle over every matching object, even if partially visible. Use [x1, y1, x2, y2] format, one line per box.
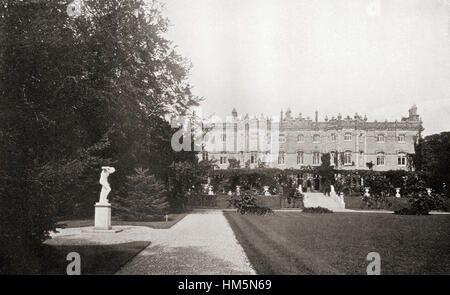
[48, 210, 255, 274]
[116, 210, 255, 275]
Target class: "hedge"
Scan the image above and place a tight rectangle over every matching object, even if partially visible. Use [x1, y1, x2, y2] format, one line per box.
[344, 196, 450, 211]
[186, 194, 303, 209]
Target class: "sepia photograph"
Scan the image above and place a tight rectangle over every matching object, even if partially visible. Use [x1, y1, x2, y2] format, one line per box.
[0, 0, 449, 282]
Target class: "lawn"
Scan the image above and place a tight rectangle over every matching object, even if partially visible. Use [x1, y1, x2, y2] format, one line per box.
[57, 213, 187, 229]
[224, 211, 450, 275]
[39, 241, 150, 275]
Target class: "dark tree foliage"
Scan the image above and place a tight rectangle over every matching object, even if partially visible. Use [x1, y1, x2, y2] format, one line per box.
[0, 0, 200, 273]
[414, 132, 450, 197]
[168, 159, 215, 211]
[228, 189, 273, 215]
[227, 158, 241, 169]
[317, 153, 334, 194]
[113, 168, 169, 221]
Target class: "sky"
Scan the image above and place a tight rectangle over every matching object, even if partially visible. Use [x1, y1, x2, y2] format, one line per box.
[162, 0, 450, 135]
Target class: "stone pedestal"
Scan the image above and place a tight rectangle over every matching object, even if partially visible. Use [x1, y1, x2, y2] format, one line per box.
[95, 202, 112, 230]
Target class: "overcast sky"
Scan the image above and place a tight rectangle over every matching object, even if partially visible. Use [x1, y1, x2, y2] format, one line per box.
[163, 0, 450, 135]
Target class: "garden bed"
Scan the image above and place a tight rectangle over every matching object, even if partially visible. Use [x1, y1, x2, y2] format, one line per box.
[186, 194, 303, 209]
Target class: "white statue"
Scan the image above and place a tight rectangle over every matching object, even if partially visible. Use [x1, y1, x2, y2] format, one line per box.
[99, 166, 116, 204]
[395, 188, 401, 198]
[263, 186, 270, 196]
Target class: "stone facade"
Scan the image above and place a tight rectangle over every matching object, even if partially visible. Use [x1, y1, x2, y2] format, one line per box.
[201, 105, 423, 171]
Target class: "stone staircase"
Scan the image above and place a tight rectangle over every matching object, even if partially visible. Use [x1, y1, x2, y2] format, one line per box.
[303, 192, 346, 211]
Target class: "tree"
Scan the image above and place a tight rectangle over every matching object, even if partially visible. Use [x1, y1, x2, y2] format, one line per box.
[366, 161, 374, 170]
[0, 0, 200, 273]
[227, 158, 241, 169]
[168, 159, 215, 211]
[414, 132, 450, 196]
[113, 168, 169, 221]
[317, 153, 334, 194]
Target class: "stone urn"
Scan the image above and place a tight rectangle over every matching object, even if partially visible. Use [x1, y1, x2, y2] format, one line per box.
[426, 188, 432, 196]
[364, 187, 370, 197]
[208, 186, 214, 196]
[263, 186, 270, 196]
[236, 186, 241, 196]
[395, 188, 401, 198]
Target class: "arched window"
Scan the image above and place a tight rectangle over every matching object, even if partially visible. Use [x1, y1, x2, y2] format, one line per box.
[376, 152, 385, 166]
[297, 151, 304, 164]
[344, 151, 352, 165]
[398, 153, 407, 166]
[377, 134, 385, 142]
[297, 134, 304, 142]
[313, 134, 320, 143]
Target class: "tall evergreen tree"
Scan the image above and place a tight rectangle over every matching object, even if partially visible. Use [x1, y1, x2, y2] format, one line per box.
[114, 168, 169, 221]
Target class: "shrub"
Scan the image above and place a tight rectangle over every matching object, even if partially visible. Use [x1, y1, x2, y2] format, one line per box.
[168, 160, 215, 211]
[362, 194, 392, 210]
[284, 187, 304, 209]
[395, 191, 446, 215]
[302, 207, 333, 214]
[113, 168, 169, 221]
[228, 189, 273, 215]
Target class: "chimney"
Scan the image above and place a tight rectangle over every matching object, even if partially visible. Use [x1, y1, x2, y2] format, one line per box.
[315, 110, 318, 123]
[232, 108, 237, 118]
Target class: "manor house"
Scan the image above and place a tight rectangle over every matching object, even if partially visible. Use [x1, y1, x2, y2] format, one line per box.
[201, 105, 423, 171]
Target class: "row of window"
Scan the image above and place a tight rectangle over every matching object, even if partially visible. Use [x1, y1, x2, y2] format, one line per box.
[277, 151, 407, 166]
[211, 151, 408, 167]
[279, 133, 407, 143]
[217, 133, 407, 144]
